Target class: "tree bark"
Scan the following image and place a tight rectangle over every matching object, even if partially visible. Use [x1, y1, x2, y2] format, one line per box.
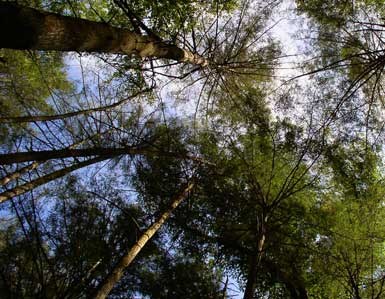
[0, 162, 39, 186]
[0, 147, 210, 166]
[0, 130, 112, 185]
[92, 180, 195, 299]
[0, 128, 119, 187]
[0, 147, 148, 165]
[0, 3, 208, 66]
[243, 254, 259, 299]
[0, 156, 109, 203]
[243, 224, 266, 299]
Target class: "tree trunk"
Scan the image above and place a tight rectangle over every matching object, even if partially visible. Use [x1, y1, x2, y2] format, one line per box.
[0, 147, 209, 165]
[92, 181, 195, 299]
[243, 254, 259, 299]
[0, 147, 147, 165]
[0, 162, 39, 186]
[0, 128, 120, 187]
[0, 130, 113, 185]
[0, 3, 208, 66]
[0, 156, 109, 203]
[243, 225, 266, 299]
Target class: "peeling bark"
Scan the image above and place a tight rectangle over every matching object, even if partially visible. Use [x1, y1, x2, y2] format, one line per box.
[0, 3, 208, 66]
[92, 181, 195, 299]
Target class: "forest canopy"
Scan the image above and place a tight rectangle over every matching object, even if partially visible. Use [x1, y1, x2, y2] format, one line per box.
[0, 0, 385, 298]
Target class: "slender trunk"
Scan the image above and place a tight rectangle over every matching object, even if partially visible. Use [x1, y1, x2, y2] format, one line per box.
[0, 129, 114, 185]
[0, 147, 147, 165]
[243, 254, 258, 299]
[0, 156, 109, 203]
[222, 276, 229, 299]
[0, 3, 208, 66]
[0, 162, 39, 186]
[93, 181, 195, 299]
[243, 225, 266, 299]
[0, 89, 151, 123]
[0, 147, 209, 166]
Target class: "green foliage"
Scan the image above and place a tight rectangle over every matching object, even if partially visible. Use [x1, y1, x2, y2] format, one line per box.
[0, 49, 72, 144]
[39, 0, 238, 39]
[132, 121, 194, 213]
[1, 1, 385, 298]
[296, 0, 385, 100]
[0, 50, 71, 115]
[136, 254, 224, 299]
[305, 144, 385, 298]
[297, 0, 385, 26]
[160, 111, 320, 297]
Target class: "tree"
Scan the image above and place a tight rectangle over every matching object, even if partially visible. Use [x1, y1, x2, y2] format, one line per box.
[0, 119, 204, 204]
[0, 49, 73, 145]
[0, 174, 221, 298]
[132, 90, 321, 298]
[306, 142, 385, 299]
[0, 3, 208, 66]
[295, 0, 385, 144]
[1, 0, 385, 298]
[93, 180, 195, 299]
[0, 176, 157, 298]
[198, 127, 317, 298]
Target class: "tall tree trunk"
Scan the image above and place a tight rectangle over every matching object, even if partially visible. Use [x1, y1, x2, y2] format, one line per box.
[0, 3, 208, 66]
[0, 162, 39, 186]
[243, 224, 266, 299]
[92, 181, 195, 299]
[0, 129, 117, 185]
[243, 254, 259, 299]
[0, 156, 109, 203]
[0, 129, 113, 185]
[0, 147, 147, 165]
[0, 147, 208, 165]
